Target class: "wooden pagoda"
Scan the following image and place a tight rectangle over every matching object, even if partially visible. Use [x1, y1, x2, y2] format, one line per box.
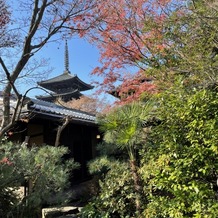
[36, 41, 94, 102]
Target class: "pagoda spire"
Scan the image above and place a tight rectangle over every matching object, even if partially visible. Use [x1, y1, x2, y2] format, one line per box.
[64, 40, 70, 74]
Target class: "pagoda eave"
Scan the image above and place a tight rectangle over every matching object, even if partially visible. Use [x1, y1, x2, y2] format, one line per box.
[36, 91, 82, 102]
[38, 74, 93, 93]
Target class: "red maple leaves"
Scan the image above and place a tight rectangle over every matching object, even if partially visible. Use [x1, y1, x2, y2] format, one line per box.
[74, 0, 185, 104]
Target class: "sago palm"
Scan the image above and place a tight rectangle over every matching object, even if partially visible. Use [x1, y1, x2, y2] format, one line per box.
[97, 101, 154, 215]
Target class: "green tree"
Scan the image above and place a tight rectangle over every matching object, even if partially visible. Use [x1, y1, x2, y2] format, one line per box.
[98, 102, 154, 215]
[0, 140, 79, 217]
[147, 0, 218, 90]
[139, 1, 218, 216]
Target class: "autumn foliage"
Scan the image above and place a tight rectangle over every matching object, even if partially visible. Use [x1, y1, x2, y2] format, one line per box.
[75, 0, 186, 103]
[74, 0, 218, 104]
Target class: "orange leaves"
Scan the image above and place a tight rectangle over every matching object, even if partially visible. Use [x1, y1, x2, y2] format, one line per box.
[57, 95, 98, 114]
[56, 95, 110, 114]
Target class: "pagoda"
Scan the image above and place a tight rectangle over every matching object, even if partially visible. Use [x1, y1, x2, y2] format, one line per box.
[36, 41, 94, 102]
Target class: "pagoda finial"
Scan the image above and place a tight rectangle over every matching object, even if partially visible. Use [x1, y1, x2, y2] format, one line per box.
[64, 40, 70, 74]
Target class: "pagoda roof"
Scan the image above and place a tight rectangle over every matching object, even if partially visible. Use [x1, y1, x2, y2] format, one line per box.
[36, 89, 82, 102]
[37, 40, 94, 101]
[37, 73, 94, 93]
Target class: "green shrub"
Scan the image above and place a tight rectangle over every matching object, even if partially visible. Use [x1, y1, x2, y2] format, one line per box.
[81, 159, 135, 218]
[141, 88, 218, 217]
[0, 141, 79, 218]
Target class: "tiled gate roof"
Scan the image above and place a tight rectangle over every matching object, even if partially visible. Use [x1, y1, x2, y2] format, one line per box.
[27, 98, 96, 124]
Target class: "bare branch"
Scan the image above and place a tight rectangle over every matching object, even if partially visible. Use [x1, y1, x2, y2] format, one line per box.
[55, 116, 70, 147]
[0, 57, 20, 98]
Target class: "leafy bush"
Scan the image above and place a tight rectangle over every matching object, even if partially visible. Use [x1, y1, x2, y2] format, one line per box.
[141, 88, 218, 217]
[81, 158, 135, 218]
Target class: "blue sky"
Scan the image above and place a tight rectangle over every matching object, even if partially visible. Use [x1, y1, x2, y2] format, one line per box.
[42, 37, 99, 83]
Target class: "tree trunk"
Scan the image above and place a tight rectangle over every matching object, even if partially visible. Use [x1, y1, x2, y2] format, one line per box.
[55, 117, 70, 147]
[0, 83, 24, 139]
[129, 158, 142, 215]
